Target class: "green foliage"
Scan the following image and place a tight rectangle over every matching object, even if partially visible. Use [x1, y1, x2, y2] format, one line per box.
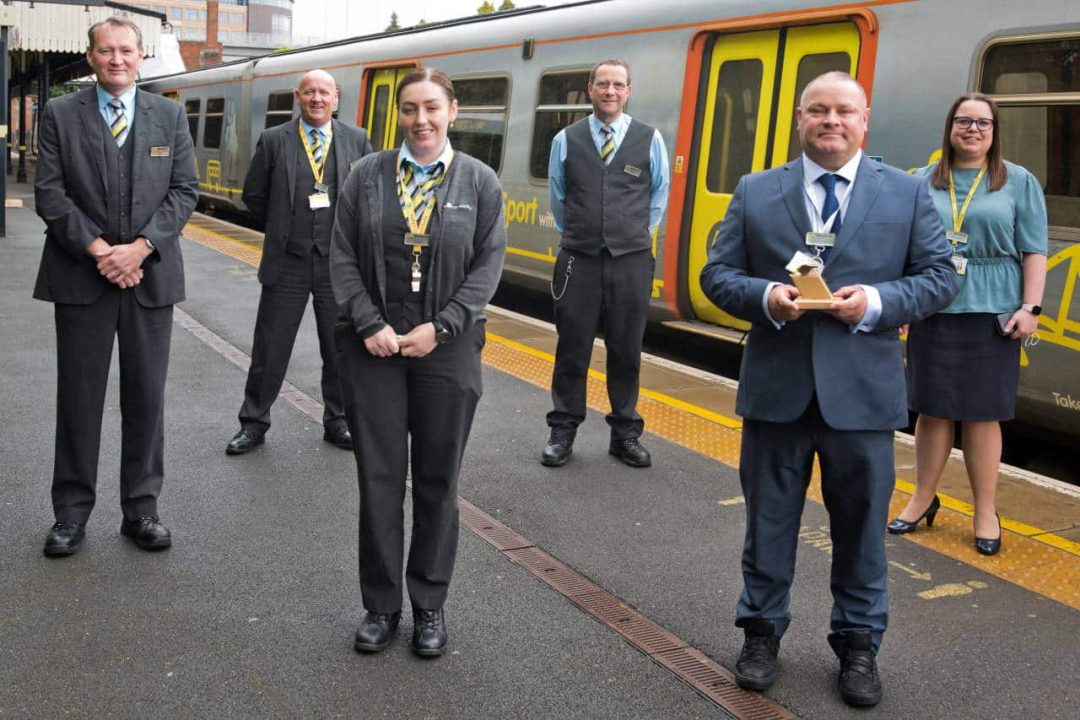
[385, 11, 401, 31]
[477, 1, 496, 14]
[498, 0, 516, 10]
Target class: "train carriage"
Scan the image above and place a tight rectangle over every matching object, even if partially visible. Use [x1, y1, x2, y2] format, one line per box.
[140, 0, 1080, 443]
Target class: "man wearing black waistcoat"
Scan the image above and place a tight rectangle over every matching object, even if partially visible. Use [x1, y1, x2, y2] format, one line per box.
[541, 59, 670, 468]
[34, 16, 198, 556]
[226, 69, 373, 455]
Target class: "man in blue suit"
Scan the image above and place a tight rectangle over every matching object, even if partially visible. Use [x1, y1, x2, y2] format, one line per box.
[701, 72, 959, 707]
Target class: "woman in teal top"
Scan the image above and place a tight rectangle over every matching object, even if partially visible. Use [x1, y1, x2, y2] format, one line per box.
[888, 93, 1047, 556]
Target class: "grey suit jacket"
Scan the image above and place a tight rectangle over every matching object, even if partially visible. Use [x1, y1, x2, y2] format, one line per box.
[33, 86, 198, 307]
[700, 155, 961, 431]
[242, 118, 373, 287]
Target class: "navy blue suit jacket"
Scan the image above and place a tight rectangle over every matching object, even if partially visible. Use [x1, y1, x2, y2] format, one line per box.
[700, 155, 960, 431]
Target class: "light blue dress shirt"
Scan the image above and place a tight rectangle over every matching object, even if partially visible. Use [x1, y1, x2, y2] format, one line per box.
[398, 139, 454, 183]
[547, 113, 670, 234]
[299, 117, 333, 149]
[96, 84, 137, 137]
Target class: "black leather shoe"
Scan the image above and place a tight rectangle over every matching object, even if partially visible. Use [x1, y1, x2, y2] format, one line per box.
[541, 436, 573, 467]
[226, 428, 265, 455]
[411, 607, 448, 657]
[609, 437, 652, 468]
[43, 522, 86, 557]
[323, 424, 353, 450]
[120, 516, 172, 551]
[886, 495, 941, 534]
[353, 610, 401, 653]
[734, 620, 780, 691]
[975, 512, 1002, 556]
[838, 633, 882, 707]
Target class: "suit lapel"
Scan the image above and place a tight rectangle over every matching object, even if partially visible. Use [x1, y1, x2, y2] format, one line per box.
[828, 155, 883, 265]
[78, 88, 108, 193]
[780, 159, 811, 237]
[284, 121, 298, 208]
[130, 90, 154, 191]
[331, 119, 350, 189]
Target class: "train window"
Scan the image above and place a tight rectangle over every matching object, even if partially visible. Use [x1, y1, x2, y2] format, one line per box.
[449, 77, 509, 174]
[369, 85, 390, 154]
[980, 36, 1080, 237]
[706, 60, 763, 194]
[785, 52, 852, 162]
[184, 99, 200, 144]
[204, 97, 225, 149]
[265, 91, 294, 129]
[531, 71, 591, 179]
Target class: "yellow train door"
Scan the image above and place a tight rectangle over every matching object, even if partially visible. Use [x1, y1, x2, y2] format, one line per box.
[363, 67, 413, 150]
[685, 22, 861, 327]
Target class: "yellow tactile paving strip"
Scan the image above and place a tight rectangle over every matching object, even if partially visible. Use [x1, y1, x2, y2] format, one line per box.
[182, 215, 1080, 612]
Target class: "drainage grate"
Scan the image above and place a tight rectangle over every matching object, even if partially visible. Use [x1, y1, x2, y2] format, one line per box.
[459, 500, 534, 551]
[653, 647, 797, 719]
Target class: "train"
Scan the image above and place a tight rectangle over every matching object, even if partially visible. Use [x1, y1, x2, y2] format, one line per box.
[138, 0, 1080, 443]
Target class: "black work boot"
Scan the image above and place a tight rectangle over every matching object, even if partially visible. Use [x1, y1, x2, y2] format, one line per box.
[734, 619, 780, 691]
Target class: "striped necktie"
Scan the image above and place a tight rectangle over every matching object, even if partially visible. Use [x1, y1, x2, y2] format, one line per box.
[310, 128, 324, 166]
[108, 97, 128, 147]
[401, 161, 445, 225]
[599, 125, 615, 165]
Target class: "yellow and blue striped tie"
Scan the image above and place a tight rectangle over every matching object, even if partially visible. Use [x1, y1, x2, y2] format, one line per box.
[600, 125, 615, 165]
[310, 128, 323, 166]
[402, 161, 445, 224]
[108, 97, 128, 147]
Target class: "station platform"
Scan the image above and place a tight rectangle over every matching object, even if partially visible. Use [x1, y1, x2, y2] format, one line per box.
[1, 183, 1077, 719]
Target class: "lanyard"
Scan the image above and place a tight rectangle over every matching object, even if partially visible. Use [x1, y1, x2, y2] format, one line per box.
[397, 152, 453, 236]
[948, 164, 987, 234]
[298, 121, 331, 185]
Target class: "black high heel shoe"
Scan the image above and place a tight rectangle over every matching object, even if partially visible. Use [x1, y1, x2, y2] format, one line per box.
[886, 495, 941, 534]
[974, 512, 1002, 556]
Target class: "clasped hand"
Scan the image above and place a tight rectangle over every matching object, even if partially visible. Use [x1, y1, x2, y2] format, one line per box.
[363, 323, 438, 358]
[88, 237, 151, 289]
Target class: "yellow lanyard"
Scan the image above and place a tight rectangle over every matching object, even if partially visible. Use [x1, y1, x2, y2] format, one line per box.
[397, 153, 453, 236]
[298, 121, 331, 185]
[948, 164, 987, 234]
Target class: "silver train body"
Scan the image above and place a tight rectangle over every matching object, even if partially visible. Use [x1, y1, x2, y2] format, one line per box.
[139, 0, 1080, 442]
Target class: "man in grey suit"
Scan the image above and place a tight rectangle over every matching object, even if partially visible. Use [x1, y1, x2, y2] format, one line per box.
[226, 69, 373, 455]
[34, 17, 198, 556]
[701, 72, 960, 706]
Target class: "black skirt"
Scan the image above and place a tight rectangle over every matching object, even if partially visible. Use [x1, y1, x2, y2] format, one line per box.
[907, 312, 1021, 421]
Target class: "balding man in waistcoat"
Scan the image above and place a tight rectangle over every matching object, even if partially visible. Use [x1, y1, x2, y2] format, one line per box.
[226, 70, 373, 456]
[34, 16, 198, 556]
[541, 59, 670, 469]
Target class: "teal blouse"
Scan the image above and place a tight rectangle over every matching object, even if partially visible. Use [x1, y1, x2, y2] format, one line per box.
[916, 161, 1048, 314]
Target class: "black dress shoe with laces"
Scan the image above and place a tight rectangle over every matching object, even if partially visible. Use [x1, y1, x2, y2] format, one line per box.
[226, 428, 265, 455]
[837, 633, 883, 707]
[323, 423, 353, 450]
[43, 522, 86, 557]
[411, 607, 448, 657]
[734, 619, 780, 690]
[120, 516, 172, 551]
[609, 437, 652, 468]
[541, 436, 573, 467]
[353, 610, 401, 653]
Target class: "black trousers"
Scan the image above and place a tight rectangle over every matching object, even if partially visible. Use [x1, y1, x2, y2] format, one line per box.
[337, 322, 484, 613]
[736, 398, 895, 653]
[239, 250, 345, 432]
[52, 290, 173, 523]
[547, 247, 653, 440]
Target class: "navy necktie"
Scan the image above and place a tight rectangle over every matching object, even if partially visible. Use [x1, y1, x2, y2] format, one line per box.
[818, 173, 842, 233]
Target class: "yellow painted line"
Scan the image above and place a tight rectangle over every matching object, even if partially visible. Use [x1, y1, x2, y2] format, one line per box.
[506, 246, 556, 263]
[182, 215, 1080, 610]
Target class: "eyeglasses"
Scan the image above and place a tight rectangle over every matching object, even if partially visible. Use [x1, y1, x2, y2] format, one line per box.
[591, 81, 629, 92]
[953, 116, 994, 131]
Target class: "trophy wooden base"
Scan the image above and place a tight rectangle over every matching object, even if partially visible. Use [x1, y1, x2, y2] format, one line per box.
[791, 273, 833, 310]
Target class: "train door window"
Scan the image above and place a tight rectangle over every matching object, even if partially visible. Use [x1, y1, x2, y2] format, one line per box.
[363, 67, 413, 150]
[448, 76, 509, 173]
[979, 35, 1080, 239]
[783, 52, 854, 162]
[706, 60, 764, 194]
[530, 70, 590, 180]
[204, 97, 225, 149]
[265, 91, 294, 129]
[185, 99, 201, 144]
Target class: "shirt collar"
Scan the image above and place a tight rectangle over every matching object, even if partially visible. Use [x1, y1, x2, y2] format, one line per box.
[398, 139, 454, 174]
[802, 150, 862, 187]
[588, 113, 632, 134]
[299, 117, 332, 137]
[97, 84, 137, 112]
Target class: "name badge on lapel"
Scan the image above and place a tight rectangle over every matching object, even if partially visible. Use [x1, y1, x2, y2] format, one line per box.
[149, 146, 171, 157]
[623, 164, 642, 177]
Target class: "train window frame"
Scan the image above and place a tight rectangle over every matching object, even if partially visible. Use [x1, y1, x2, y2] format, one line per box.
[975, 30, 1080, 241]
[184, 98, 201, 145]
[264, 90, 294, 130]
[203, 97, 226, 150]
[448, 74, 510, 175]
[529, 68, 593, 183]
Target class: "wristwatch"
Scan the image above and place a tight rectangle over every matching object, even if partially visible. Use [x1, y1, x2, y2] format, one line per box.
[143, 237, 156, 252]
[433, 320, 452, 344]
[1021, 303, 1041, 315]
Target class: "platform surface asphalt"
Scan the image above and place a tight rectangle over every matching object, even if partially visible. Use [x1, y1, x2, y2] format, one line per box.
[2, 191, 1077, 719]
